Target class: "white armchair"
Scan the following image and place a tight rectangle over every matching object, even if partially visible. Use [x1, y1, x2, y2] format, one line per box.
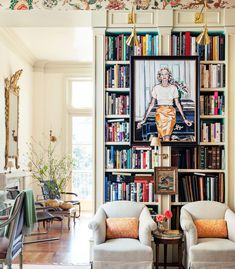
[88, 201, 157, 269]
[180, 201, 235, 269]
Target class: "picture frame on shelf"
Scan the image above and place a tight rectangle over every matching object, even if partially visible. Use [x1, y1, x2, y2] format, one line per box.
[130, 56, 200, 145]
[154, 166, 178, 195]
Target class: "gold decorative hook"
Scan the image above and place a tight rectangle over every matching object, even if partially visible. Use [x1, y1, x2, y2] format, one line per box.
[49, 130, 57, 142]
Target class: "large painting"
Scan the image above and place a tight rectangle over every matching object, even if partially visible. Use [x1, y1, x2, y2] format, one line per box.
[131, 56, 199, 145]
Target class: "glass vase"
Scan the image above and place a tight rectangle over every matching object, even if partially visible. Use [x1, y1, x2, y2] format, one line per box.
[157, 222, 167, 234]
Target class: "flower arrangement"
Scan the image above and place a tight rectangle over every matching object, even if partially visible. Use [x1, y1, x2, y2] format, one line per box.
[28, 135, 73, 198]
[155, 210, 173, 233]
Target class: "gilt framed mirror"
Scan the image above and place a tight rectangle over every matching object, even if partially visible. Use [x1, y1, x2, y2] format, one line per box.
[4, 69, 23, 170]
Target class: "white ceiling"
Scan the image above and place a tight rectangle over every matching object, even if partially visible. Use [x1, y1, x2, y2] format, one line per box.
[9, 27, 93, 63]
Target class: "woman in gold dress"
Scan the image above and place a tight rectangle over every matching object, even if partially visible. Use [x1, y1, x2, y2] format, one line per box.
[137, 67, 192, 141]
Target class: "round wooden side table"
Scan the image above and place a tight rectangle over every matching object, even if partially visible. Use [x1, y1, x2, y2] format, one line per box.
[153, 230, 183, 269]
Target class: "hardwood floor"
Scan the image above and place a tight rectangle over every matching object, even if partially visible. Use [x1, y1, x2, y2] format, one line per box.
[18, 213, 92, 265]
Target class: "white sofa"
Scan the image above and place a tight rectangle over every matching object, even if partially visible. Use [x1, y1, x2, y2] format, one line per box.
[180, 201, 235, 269]
[88, 201, 157, 269]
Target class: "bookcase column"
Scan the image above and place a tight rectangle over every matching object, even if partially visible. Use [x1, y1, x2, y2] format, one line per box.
[227, 30, 235, 211]
[93, 28, 106, 211]
[157, 26, 172, 220]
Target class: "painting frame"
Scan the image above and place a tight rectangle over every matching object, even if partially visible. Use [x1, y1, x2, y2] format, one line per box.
[154, 166, 178, 195]
[130, 55, 200, 145]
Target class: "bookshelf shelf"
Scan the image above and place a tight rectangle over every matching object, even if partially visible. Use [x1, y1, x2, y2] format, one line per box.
[178, 169, 225, 173]
[200, 61, 226, 64]
[200, 88, 225, 92]
[200, 115, 225, 119]
[105, 142, 130, 146]
[105, 168, 154, 173]
[105, 88, 130, 92]
[200, 142, 225, 146]
[105, 115, 130, 119]
[106, 61, 130, 65]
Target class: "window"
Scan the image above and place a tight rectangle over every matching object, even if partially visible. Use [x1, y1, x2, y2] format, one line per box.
[67, 79, 93, 212]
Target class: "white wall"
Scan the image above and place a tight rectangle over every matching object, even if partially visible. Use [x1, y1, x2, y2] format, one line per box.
[0, 36, 33, 185]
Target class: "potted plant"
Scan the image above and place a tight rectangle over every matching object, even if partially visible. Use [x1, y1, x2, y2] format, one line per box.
[28, 134, 73, 202]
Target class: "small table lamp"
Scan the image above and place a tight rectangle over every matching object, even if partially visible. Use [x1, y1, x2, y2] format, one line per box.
[150, 136, 160, 167]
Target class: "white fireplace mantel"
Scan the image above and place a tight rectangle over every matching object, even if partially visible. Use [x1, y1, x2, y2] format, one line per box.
[0, 171, 30, 190]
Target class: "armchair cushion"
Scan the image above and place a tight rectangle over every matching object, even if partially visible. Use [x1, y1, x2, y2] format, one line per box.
[106, 218, 138, 239]
[190, 238, 235, 263]
[93, 238, 152, 262]
[194, 219, 228, 238]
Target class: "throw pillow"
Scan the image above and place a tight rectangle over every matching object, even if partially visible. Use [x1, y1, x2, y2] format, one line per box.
[106, 217, 139, 239]
[194, 219, 228, 238]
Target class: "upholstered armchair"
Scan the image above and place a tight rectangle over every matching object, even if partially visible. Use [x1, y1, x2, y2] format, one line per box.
[180, 201, 235, 269]
[88, 201, 157, 269]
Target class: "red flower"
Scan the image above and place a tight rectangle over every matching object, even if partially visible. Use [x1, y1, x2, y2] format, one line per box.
[164, 210, 173, 219]
[156, 214, 165, 223]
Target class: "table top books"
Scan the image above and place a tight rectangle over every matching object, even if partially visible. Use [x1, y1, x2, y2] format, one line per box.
[153, 229, 183, 240]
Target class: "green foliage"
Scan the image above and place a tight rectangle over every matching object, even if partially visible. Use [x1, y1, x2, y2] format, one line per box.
[28, 137, 73, 194]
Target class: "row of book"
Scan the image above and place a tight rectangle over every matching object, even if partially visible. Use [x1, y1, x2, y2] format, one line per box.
[105, 65, 129, 88]
[200, 121, 224, 143]
[199, 146, 225, 169]
[200, 93, 225, 115]
[105, 34, 159, 61]
[105, 175, 157, 202]
[178, 173, 224, 203]
[105, 120, 129, 142]
[171, 32, 225, 60]
[171, 147, 196, 169]
[105, 146, 159, 169]
[200, 64, 225, 88]
[105, 93, 130, 115]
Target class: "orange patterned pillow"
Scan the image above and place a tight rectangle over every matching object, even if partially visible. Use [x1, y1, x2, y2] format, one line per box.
[106, 217, 139, 239]
[194, 219, 228, 238]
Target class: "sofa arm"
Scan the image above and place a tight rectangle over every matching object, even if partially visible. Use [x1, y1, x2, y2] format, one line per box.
[88, 207, 107, 245]
[180, 208, 197, 247]
[139, 206, 157, 246]
[225, 208, 235, 242]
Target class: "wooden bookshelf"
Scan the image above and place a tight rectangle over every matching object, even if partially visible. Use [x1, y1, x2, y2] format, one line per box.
[93, 11, 230, 231]
[104, 31, 159, 207]
[170, 30, 227, 229]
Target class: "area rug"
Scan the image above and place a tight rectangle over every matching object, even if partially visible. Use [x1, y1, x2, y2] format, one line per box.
[12, 265, 90, 269]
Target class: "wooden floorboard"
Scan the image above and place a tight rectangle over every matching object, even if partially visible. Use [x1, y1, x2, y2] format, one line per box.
[15, 213, 92, 265]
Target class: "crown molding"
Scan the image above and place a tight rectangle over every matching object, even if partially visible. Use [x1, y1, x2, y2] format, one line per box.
[0, 11, 92, 27]
[33, 61, 92, 75]
[0, 28, 36, 66]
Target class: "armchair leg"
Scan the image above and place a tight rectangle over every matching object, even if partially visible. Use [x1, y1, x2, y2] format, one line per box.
[19, 250, 23, 269]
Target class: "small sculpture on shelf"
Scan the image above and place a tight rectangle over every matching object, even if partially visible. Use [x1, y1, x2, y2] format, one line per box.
[155, 209, 173, 234]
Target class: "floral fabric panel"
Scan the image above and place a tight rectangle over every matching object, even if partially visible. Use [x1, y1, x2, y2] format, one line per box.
[106, 217, 139, 239]
[0, 0, 234, 11]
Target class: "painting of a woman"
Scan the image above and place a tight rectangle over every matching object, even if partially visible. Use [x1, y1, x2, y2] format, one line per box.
[137, 67, 192, 141]
[131, 56, 199, 144]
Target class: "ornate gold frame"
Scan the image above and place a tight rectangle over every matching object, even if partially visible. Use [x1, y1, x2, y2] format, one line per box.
[4, 69, 23, 170]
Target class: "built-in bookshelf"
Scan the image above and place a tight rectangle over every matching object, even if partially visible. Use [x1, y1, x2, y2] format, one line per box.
[104, 31, 159, 216]
[101, 21, 227, 224]
[170, 30, 227, 228]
